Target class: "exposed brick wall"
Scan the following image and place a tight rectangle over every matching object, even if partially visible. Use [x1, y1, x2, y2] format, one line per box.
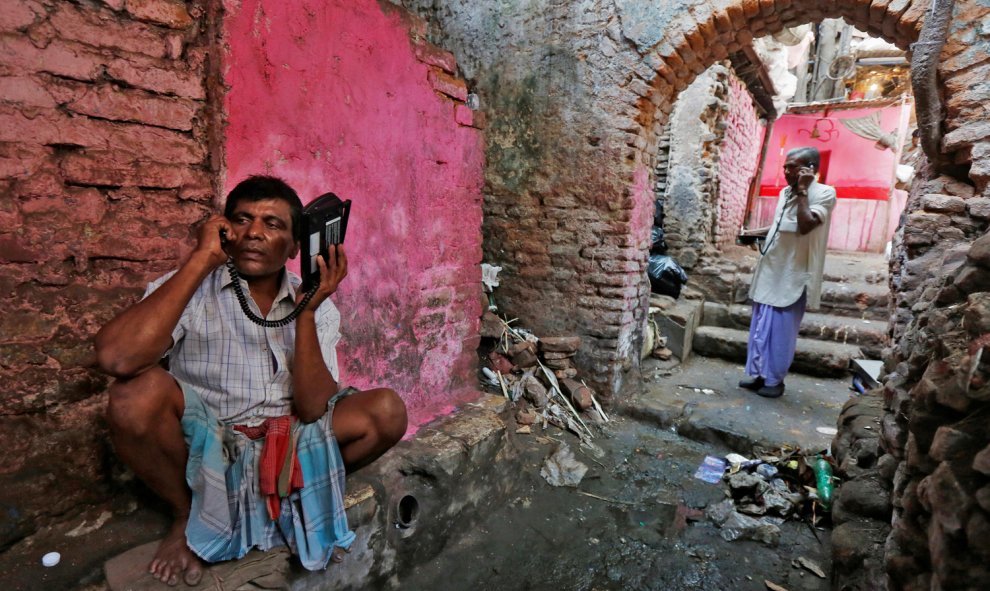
[879, 2, 990, 586]
[0, 0, 214, 548]
[716, 71, 764, 249]
[660, 66, 726, 270]
[660, 63, 764, 269]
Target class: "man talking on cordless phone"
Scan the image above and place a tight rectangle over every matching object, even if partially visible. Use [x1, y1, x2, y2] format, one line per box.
[737, 147, 836, 399]
[95, 175, 407, 586]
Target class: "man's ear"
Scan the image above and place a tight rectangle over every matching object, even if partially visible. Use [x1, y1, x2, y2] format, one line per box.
[290, 240, 300, 259]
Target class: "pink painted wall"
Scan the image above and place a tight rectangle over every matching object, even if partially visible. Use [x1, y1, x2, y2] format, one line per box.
[221, 0, 486, 429]
[755, 105, 909, 252]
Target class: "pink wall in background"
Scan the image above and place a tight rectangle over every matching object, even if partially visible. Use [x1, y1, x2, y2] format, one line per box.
[759, 106, 903, 198]
[221, 0, 486, 429]
[754, 104, 911, 252]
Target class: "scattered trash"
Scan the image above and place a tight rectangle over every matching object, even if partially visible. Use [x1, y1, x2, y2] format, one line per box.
[850, 374, 867, 394]
[812, 456, 835, 510]
[693, 456, 727, 484]
[815, 426, 838, 436]
[795, 556, 826, 578]
[648, 254, 688, 298]
[719, 511, 781, 546]
[480, 367, 499, 387]
[725, 453, 750, 465]
[701, 445, 837, 546]
[585, 380, 610, 423]
[481, 263, 502, 311]
[756, 463, 779, 479]
[516, 425, 532, 435]
[765, 580, 790, 591]
[652, 347, 673, 360]
[576, 490, 637, 505]
[516, 408, 538, 425]
[42, 552, 60, 567]
[540, 443, 588, 487]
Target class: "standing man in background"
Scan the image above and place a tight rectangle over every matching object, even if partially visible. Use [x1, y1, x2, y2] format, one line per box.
[738, 147, 836, 398]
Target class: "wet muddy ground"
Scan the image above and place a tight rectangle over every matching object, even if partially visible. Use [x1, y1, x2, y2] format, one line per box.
[1, 355, 849, 590]
[397, 415, 833, 591]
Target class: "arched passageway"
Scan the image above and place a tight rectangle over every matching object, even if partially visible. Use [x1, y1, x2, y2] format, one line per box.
[403, 0, 990, 588]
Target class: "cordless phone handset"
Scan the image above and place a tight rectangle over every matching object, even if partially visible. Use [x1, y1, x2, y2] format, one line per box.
[225, 192, 351, 328]
[299, 192, 351, 293]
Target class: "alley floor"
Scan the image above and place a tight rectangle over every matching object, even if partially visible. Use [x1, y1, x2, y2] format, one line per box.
[397, 355, 853, 590]
[0, 356, 854, 590]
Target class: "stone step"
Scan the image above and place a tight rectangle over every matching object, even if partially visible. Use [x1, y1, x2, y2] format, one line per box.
[692, 325, 862, 378]
[733, 278, 890, 321]
[702, 303, 888, 356]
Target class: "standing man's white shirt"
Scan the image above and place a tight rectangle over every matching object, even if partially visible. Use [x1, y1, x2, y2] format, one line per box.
[749, 181, 836, 310]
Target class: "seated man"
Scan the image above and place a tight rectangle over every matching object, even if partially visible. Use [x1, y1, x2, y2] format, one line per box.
[95, 175, 407, 586]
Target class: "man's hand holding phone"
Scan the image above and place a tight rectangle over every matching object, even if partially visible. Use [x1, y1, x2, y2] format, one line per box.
[796, 166, 816, 193]
[192, 215, 234, 269]
[299, 245, 348, 311]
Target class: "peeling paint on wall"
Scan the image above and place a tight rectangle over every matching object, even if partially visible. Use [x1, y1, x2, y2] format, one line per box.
[222, 0, 486, 429]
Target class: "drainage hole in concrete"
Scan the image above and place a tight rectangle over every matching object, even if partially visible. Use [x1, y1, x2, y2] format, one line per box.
[396, 495, 419, 529]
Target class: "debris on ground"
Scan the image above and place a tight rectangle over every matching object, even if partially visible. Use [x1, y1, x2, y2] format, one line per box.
[693, 455, 728, 484]
[697, 446, 838, 545]
[540, 443, 588, 487]
[477, 313, 608, 444]
[643, 294, 685, 366]
[795, 556, 827, 578]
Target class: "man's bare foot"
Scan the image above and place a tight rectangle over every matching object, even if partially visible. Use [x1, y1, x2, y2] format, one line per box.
[149, 519, 204, 587]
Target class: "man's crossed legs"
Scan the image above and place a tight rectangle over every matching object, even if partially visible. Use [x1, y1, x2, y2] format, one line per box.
[106, 368, 407, 586]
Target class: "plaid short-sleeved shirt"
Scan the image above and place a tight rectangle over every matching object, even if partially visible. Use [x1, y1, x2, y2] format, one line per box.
[144, 265, 342, 425]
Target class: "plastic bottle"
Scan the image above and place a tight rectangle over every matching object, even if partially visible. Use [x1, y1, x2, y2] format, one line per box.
[813, 456, 834, 510]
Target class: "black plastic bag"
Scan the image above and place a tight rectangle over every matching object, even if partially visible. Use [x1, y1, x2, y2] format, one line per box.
[648, 254, 688, 298]
[650, 227, 667, 254]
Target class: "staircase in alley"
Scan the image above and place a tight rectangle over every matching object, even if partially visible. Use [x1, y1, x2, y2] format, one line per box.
[689, 250, 890, 378]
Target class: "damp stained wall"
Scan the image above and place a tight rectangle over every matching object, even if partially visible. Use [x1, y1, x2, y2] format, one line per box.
[221, 0, 486, 429]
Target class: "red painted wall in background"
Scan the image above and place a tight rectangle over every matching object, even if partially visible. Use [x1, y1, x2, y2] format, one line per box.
[754, 104, 910, 252]
[221, 0, 486, 430]
[759, 106, 903, 199]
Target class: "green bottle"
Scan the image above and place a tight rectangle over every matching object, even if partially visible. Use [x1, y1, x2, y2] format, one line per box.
[813, 456, 834, 510]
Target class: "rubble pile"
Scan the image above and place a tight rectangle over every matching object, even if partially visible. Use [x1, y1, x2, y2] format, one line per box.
[702, 448, 838, 547]
[478, 310, 607, 442]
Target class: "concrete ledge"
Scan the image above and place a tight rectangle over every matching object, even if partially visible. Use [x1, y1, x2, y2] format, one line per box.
[103, 394, 519, 591]
[654, 298, 704, 360]
[287, 394, 516, 590]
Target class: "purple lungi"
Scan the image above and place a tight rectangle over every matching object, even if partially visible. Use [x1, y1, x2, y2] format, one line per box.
[745, 290, 807, 386]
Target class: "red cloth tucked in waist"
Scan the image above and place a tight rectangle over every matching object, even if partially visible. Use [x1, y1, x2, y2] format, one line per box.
[234, 416, 304, 520]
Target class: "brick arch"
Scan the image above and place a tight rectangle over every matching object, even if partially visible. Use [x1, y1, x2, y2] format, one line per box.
[628, 0, 928, 267]
[635, 1, 924, 139]
[588, 1, 933, 399]
[604, 5, 990, 587]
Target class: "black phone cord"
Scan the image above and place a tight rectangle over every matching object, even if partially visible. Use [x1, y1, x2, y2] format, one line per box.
[759, 188, 795, 257]
[226, 261, 319, 327]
